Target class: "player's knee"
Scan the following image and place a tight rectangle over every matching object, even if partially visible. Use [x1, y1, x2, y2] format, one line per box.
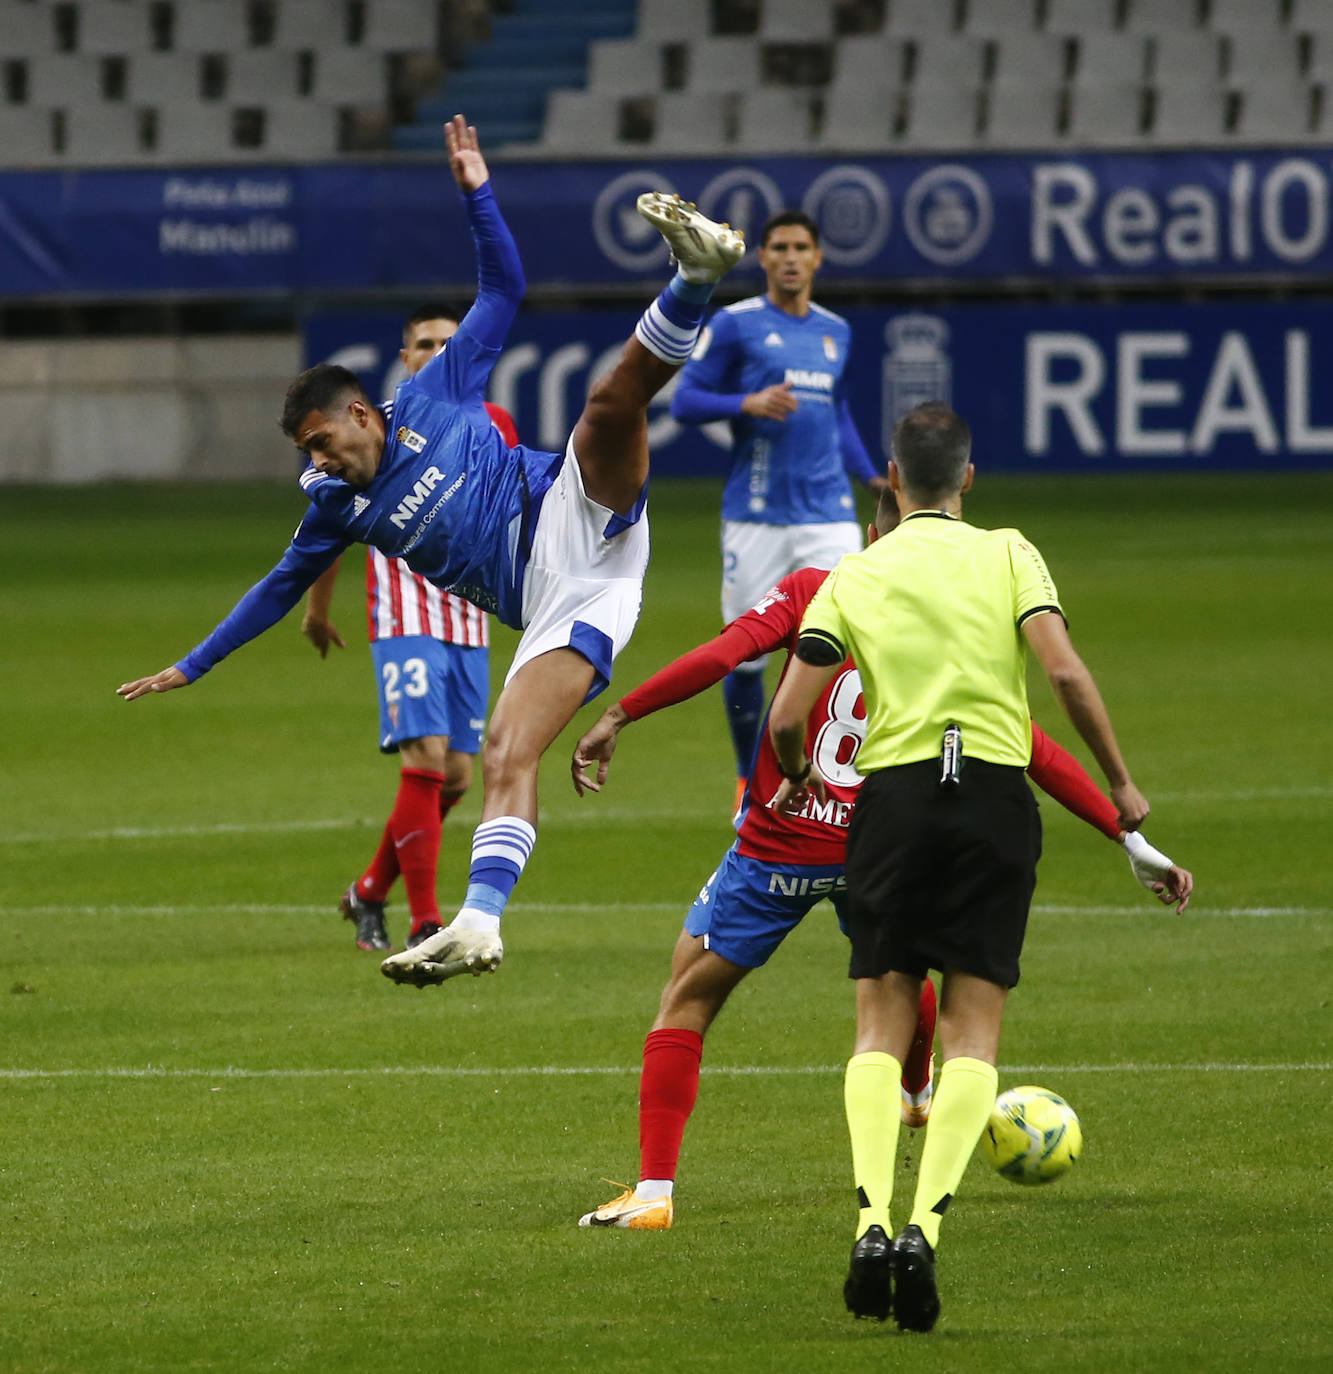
[480, 722, 539, 789]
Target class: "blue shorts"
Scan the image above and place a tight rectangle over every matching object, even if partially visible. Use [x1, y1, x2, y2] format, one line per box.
[683, 844, 849, 969]
[369, 636, 489, 755]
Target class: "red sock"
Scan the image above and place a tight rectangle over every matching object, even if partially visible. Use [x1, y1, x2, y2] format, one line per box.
[387, 768, 444, 930]
[440, 793, 460, 822]
[902, 977, 938, 1095]
[639, 1028, 704, 1181]
[356, 820, 400, 904]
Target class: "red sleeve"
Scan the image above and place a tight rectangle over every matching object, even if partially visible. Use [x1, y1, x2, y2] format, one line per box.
[483, 402, 519, 448]
[620, 622, 766, 721]
[1026, 723, 1121, 841]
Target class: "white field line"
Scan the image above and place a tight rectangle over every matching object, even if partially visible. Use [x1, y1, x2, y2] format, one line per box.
[1, 782, 1330, 846]
[0, 1062, 1327, 1083]
[0, 902, 1323, 920]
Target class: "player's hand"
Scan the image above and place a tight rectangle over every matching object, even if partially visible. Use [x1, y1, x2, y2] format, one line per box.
[741, 382, 799, 422]
[301, 613, 345, 658]
[769, 767, 828, 817]
[1111, 780, 1149, 831]
[445, 114, 489, 192]
[116, 667, 188, 701]
[571, 707, 627, 796]
[1155, 864, 1193, 914]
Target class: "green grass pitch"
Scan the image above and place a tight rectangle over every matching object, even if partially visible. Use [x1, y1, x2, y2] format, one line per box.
[1, 473, 1330, 1373]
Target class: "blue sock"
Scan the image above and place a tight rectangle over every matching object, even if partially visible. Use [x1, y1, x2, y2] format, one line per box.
[634, 274, 713, 364]
[723, 669, 766, 779]
[456, 816, 536, 930]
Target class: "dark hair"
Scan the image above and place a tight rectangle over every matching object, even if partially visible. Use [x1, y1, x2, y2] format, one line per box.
[890, 403, 972, 501]
[403, 302, 462, 339]
[280, 364, 370, 438]
[760, 210, 820, 248]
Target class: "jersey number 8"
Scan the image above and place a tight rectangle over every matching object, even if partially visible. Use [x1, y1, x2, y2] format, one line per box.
[811, 669, 866, 787]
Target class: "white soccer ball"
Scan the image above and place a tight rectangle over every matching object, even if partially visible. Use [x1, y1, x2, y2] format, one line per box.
[981, 1085, 1082, 1186]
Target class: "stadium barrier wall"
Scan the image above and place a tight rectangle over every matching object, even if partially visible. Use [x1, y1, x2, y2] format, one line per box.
[5, 150, 1333, 295]
[0, 335, 300, 483]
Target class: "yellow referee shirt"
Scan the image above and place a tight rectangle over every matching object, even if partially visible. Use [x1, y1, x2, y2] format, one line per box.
[799, 511, 1063, 771]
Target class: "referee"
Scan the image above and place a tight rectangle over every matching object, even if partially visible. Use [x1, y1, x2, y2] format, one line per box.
[768, 402, 1151, 1332]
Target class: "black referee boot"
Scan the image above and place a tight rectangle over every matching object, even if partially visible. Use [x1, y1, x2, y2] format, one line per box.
[843, 1224, 893, 1321]
[891, 1224, 940, 1332]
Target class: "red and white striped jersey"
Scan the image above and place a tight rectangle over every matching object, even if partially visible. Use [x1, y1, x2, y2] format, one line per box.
[364, 549, 489, 646]
[360, 400, 516, 647]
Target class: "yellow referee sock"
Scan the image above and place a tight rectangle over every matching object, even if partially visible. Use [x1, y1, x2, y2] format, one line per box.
[909, 1056, 998, 1251]
[844, 1051, 901, 1239]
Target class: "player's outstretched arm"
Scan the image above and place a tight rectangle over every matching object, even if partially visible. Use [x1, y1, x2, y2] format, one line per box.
[444, 113, 488, 193]
[117, 667, 189, 701]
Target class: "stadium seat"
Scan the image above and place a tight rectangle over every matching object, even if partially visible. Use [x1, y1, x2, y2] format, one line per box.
[74, 0, 154, 55]
[816, 83, 900, 150]
[0, 0, 58, 54]
[1065, 80, 1146, 147]
[0, 108, 55, 165]
[990, 34, 1074, 86]
[911, 35, 990, 88]
[172, 0, 252, 53]
[1290, 0, 1333, 36]
[885, 0, 961, 38]
[125, 52, 204, 105]
[1042, 0, 1119, 32]
[733, 87, 815, 150]
[963, 0, 1040, 41]
[269, 0, 352, 49]
[1124, 0, 1205, 34]
[1150, 31, 1224, 84]
[153, 104, 244, 160]
[1208, 0, 1285, 36]
[903, 82, 981, 149]
[1148, 83, 1229, 143]
[25, 55, 106, 107]
[758, 0, 835, 42]
[225, 51, 304, 103]
[308, 48, 390, 104]
[535, 88, 624, 153]
[687, 37, 761, 92]
[359, 0, 441, 52]
[830, 36, 911, 91]
[1230, 82, 1316, 143]
[261, 100, 340, 157]
[649, 90, 730, 151]
[1222, 31, 1302, 86]
[637, 0, 712, 41]
[1072, 31, 1149, 84]
[983, 82, 1064, 148]
[62, 104, 146, 163]
[587, 37, 666, 93]
[1305, 31, 1333, 82]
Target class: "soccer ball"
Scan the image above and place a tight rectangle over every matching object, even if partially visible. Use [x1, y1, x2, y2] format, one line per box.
[981, 1085, 1082, 1186]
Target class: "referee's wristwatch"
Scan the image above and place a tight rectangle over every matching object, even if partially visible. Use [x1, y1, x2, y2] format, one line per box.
[780, 757, 813, 785]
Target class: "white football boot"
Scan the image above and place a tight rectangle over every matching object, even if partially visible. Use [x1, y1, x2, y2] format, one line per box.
[636, 193, 745, 283]
[380, 923, 503, 986]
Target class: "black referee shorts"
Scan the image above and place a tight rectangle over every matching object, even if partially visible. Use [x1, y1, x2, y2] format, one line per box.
[844, 758, 1042, 988]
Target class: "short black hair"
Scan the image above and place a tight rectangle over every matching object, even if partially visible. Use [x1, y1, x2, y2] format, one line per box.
[280, 364, 370, 439]
[760, 210, 820, 248]
[890, 403, 972, 501]
[403, 302, 462, 339]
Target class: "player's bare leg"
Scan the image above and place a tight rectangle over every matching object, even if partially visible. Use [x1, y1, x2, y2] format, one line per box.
[573, 196, 744, 516]
[380, 648, 594, 986]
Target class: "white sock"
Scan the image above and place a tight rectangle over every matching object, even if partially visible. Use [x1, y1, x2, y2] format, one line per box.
[635, 1179, 674, 1201]
[450, 908, 501, 935]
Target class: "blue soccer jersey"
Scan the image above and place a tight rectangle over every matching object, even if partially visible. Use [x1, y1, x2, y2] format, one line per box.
[175, 182, 562, 684]
[671, 295, 876, 525]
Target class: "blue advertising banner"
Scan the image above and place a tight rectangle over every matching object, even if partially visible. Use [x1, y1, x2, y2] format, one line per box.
[306, 298, 1333, 476]
[6, 148, 1333, 296]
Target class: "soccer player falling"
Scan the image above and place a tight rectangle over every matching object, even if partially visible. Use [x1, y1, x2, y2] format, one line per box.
[117, 115, 745, 988]
[568, 494, 1192, 1230]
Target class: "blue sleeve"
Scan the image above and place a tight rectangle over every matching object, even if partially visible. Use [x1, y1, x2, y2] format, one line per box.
[174, 513, 349, 682]
[409, 181, 525, 404]
[837, 395, 879, 484]
[670, 310, 746, 424]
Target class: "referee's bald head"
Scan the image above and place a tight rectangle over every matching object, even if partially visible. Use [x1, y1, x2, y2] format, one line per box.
[890, 402, 972, 503]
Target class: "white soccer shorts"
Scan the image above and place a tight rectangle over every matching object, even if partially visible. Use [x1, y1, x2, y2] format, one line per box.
[721, 519, 862, 669]
[507, 439, 649, 699]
